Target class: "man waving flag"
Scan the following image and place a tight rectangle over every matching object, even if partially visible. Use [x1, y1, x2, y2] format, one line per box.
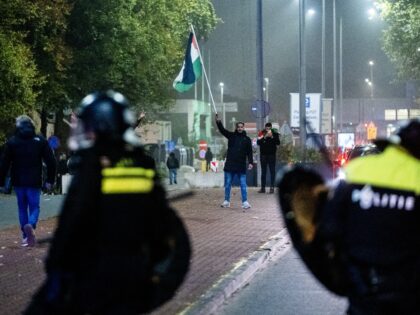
[173, 32, 202, 93]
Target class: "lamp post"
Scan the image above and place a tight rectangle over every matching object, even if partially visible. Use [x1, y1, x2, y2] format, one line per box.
[321, 0, 325, 102]
[299, 0, 307, 150]
[219, 82, 225, 126]
[368, 60, 374, 99]
[333, 0, 337, 135]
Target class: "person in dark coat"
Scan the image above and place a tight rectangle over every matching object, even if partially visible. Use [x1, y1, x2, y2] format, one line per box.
[24, 91, 190, 315]
[0, 115, 56, 247]
[166, 152, 180, 185]
[215, 114, 253, 210]
[56, 152, 68, 194]
[205, 147, 213, 172]
[257, 122, 280, 193]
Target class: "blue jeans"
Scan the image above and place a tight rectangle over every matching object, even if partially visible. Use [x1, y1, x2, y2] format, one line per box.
[224, 172, 247, 202]
[169, 169, 177, 184]
[14, 187, 41, 238]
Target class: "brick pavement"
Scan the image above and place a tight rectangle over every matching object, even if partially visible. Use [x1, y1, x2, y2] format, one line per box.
[0, 188, 284, 315]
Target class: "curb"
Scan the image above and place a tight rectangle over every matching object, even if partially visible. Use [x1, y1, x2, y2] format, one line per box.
[179, 228, 291, 315]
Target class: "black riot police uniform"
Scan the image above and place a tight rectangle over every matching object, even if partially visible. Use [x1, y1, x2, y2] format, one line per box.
[320, 144, 419, 315]
[278, 119, 420, 315]
[25, 91, 190, 315]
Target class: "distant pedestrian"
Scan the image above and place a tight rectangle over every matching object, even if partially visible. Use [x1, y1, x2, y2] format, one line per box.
[0, 115, 56, 247]
[135, 111, 146, 128]
[216, 114, 253, 210]
[257, 122, 280, 194]
[0, 145, 12, 194]
[47, 134, 60, 156]
[205, 147, 213, 172]
[166, 152, 180, 185]
[56, 152, 68, 194]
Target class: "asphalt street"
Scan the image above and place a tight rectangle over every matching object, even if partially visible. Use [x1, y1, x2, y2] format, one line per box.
[0, 194, 64, 229]
[218, 249, 347, 315]
[0, 175, 186, 231]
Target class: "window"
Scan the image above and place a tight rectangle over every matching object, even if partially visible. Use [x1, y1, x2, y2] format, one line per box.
[397, 109, 409, 120]
[409, 109, 420, 119]
[384, 109, 396, 120]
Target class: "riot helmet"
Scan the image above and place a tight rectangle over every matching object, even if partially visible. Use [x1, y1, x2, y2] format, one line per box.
[390, 118, 420, 159]
[68, 90, 140, 151]
[15, 115, 35, 138]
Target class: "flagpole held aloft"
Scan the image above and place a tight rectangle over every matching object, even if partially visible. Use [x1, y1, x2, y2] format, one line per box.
[190, 25, 218, 114]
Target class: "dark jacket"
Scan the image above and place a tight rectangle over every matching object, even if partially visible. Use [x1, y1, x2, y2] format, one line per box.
[257, 130, 280, 155]
[28, 146, 190, 314]
[57, 159, 68, 176]
[205, 150, 213, 162]
[216, 120, 253, 173]
[0, 127, 56, 188]
[166, 155, 180, 169]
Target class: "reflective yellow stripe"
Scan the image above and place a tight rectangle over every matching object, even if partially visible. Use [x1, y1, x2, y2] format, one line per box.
[102, 177, 154, 194]
[345, 146, 420, 194]
[102, 167, 155, 178]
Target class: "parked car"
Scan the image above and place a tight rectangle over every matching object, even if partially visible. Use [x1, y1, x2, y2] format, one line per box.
[334, 144, 381, 180]
[346, 144, 381, 162]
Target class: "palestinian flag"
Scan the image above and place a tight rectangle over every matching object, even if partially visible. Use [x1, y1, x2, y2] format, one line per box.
[173, 33, 202, 92]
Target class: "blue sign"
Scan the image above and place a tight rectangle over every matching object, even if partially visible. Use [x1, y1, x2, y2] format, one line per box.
[305, 97, 310, 108]
[251, 100, 270, 118]
[165, 140, 175, 152]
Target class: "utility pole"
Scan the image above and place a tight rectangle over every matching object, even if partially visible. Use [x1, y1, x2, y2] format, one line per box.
[256, 0, 265, 187]
[321, 0, 325, 100]
[333, 0, 337, 138]
[339, 17, 343, 132]
[299, 0, 307, 151]
[256, 0, 265, 131]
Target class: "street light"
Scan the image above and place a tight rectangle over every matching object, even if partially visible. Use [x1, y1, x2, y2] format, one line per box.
[264, 77, 269, 103]
[367, 8, 377, 20]
[368, 60, 374, 98]
[219, 82, 225, 126]
[365, 78, 373, 98]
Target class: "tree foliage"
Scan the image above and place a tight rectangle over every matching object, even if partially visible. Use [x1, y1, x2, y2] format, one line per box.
[0, 0, 218, 141]
[65, 0, 218, 113]
[378, 0, 420, 81]
[0, 0, 72, 139]
[0, 31, 39, 142]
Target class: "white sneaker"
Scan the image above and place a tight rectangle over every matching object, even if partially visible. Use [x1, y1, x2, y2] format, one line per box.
[242, 201, 251, 209]
[220, 200, 230, 208]
[23, 224, 36, 247]
[21, 238, 28, 247]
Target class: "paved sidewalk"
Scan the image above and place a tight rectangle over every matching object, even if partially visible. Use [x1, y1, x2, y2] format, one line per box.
[0, 188, 284, 315]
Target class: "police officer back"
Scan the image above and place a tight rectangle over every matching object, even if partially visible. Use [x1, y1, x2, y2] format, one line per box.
[25, 91, 191, 315]
[278, 119, 419, 315]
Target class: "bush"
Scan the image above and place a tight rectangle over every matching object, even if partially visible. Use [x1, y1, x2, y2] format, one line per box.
[277, 141, 323, 164]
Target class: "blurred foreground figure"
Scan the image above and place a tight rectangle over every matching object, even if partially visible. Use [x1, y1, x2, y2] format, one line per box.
[278, 119, 419, 315]
[25, 91, 191, 315]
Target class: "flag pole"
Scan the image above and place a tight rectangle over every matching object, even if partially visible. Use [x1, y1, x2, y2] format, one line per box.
[190, 24, 218, 114]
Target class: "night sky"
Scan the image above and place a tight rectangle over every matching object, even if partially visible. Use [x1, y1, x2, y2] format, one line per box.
[196, 0, 405, 122]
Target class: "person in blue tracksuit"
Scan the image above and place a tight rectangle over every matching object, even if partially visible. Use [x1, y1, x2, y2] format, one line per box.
[0, 115, 56, 247]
